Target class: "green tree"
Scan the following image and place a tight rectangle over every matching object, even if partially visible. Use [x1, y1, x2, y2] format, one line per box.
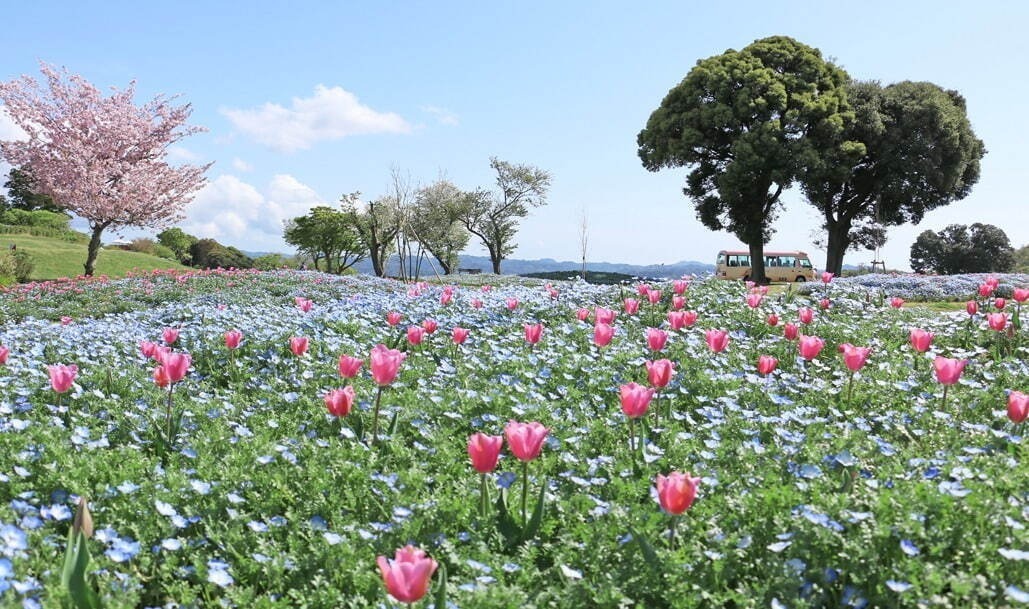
[351, 193, 400, 277]
[410, 178, 469, 275]
[638, 36, 853, 283]
[456, 157, 551, 274]
[1014, 244, 1029, 273]
[283, 205, 365, 274]
[3, 167, 62, 212]
[800, 81, 985, 275]
[252, 253, 294, 270]
[189, 238, 252, 269]
[909, 224, 1014, 274]
[157, 228, 198, 264]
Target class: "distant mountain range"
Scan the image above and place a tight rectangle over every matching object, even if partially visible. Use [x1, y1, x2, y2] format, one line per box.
[356, 254, 716, 279]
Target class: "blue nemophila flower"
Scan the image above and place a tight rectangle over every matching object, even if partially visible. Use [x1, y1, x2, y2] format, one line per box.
[768, 541, 791, 553]
[496, 471, 517, 489]
[886, 580, 913, 592]
[999, 548, 1029, 561]
[207, 559, 233, 587]
[105, 537, 141, 563]
[1005, 585, 1029, 603]
[900, 540, 920, 556]
[0, 524, 28, 557]
[323, 532, 343, 545]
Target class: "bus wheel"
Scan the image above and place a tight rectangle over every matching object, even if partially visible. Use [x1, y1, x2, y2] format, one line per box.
[795, 276, 806, 283]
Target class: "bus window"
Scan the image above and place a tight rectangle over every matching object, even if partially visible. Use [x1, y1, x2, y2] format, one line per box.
[780, 256, 796, 267]
[800, 258, 812, 268]
[717, 253, 726, 265]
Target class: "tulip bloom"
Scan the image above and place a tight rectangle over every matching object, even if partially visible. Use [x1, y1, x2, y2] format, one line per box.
[682, 310, 698, 327]
[934, 356, 968, 410]
[576, 308, 590, 322]
[1008, 391, 1028, 424]
[337, 355, 363, 378]
[386, 311, 402, 327]
[766, 313, 779, 327]
[162, 353, 191, 383]
[406, 325, 426, 346]
[439, 291, 453, 305]
[595, 307, 616, 325]
[324, 386, 356, 417]
[909, 328, 934, 353]
[162, 328, 179, 345]
[966, 300, 978, 316]
[370, 344, 406, 386]
[646, 328, 668, 352]
[524, 323, 544, 345]
[746, 293, 763, 309]
[48, 363, 78, 394]
[994, 298, 1006, 310]
[656, 471, 701, 515]
[623, 298, 640, 315]
[667, 311, 686, 330]
[471, 298, 483, 309]
[1014, 288, 1029, 303]
[295, 297, 313, 312]
[671, 295, 685, 310]
[505, 420, 549, 462]
[452, 327, 470, 345]
[646, 359, 675, 388]
[619, 382, 655, 419]
[798, 335, 825, 361]
[645, 289, 661, 305]
[224, 330, 243, 350]
[289, 336, 309, 357]
[636, 283, 651, 296]
[60, 316, 73, 326]
[672, 279, 688, 295]
[377, 546, 438, 604]
[819, 298, 832, 310]
[839, 344, 871, 372]
[783, 323, 799, 341]
[890, 297, 905, 309]
[468, 432, 503, 473]
[978, 283, 995, 298]
[593, 322, 615, 347]
[704, 329, 729, 353]
[153, 365, 171, 388]
[985, 276, 1000, 289]
[0, 345, 9, 365]
[422, 319, 438, 334]
[798, 307, 814, 325]
[506, 297, 519, 311]
[757, 355, 778, 376]
[988, 313, 1007, 332]
[821, 272, 834, 284]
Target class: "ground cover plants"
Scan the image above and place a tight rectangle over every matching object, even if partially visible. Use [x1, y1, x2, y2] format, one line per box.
[0, 270, 1026, 608]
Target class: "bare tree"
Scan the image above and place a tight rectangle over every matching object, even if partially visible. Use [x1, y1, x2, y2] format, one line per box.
[579, 209, 589, 280]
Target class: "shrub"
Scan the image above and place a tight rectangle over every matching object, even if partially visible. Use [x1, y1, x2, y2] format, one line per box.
[11, 249, 34, 282]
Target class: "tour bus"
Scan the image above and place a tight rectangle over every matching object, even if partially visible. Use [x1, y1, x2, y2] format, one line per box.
[715, 250, 816, 282]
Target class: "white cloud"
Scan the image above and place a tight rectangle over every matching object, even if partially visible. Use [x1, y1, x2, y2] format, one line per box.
[221, 85, 410, 152]
[231, 157, 252, 172]
[179, 173, 325, 252]
[0, 108, 28, 142]
[167, 146, 201, 163]
[421, 105, 460, 126]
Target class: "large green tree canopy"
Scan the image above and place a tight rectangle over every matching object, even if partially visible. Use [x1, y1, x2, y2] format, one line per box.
[800, 81, 985, 275]
[638, 36, 853, 283]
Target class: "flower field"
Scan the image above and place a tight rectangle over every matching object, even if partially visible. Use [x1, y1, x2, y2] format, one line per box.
[0, 270, 1027, 608]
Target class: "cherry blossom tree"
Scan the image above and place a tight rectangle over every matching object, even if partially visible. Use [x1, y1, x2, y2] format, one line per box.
[0, 64, 211, 275]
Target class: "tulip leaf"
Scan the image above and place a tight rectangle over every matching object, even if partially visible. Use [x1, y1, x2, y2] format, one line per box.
[628, 526, 662, 572]
[433, 561, 447, 609]
[521, 478, 547, 543]
[494, 489, 520, 546]
[61, 530, 102, 609]
[387, 410, 400, 435]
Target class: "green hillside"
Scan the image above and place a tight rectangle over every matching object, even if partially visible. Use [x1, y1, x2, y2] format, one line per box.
[3, 233, 187, 280]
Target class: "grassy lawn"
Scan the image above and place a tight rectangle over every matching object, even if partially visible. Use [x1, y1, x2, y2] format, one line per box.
[4, 233, 187, 280]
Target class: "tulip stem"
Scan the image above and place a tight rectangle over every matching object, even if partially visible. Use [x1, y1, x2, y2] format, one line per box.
[371, 386, 385, 444]
[521, 460, 529, 526]
[479, 473, 488, 520]
[669, 516, 679, 549]
[166, 383, 175, 446]
[847, 372, 855, 406]
[941, 384, 949, 411]
[628, 417, 636, 453]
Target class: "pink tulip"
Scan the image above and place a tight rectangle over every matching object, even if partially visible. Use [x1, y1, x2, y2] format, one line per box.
[757, 355, 778, 376]
[576, 308, 590, 322]
[224, 330, 243, 350]
[994, 298, 1006, 310]
[623, 298, 640, 315]
[839, 343, 871, 372]
[1013, 288, 1029, 303]
[547, 286, 559, 299]
[745, 281, 755, 289]
[452, 327, 470, 345]
[672, 279, 688, 295]
[890, 297, 905, 309]
[422, 319, 438, 334]
[471, 298, 483, 309]
[821, 272, 834, 284]
[619, 382, 655, 419]
[704, 329, 729, 353]
[60, 316, 73, 326]
[140, 341, 158, 359]
[593, 322, 615, 347]
[324, 386, 356, 417]
[985, 276, 1000, 289]
[966, 300, 978, 316]
[153, 365, 171, 388]
[467, 433, 503, 473]
[909, 329, 934, 353]
[506, 298, 519, 311]
[377, 545, 438, 604]
[636, 283, 651, 296]
[524, 323, 543, 345]
[682, 311, 698, 327]
[646, 359, 675, 388]
[162, 353, 191, 383]
[289, 336, 309, 357]
[504, 421, 549, 461]
[767, 314, 779, 327]
[798, 307, 814, 324]
[988, 313, 1007, 332]
[667, 311, 686, 330]
[746, 293, 763, 309]
[655, 472, 701, 515]
[370, 344, 406, 386]
[439, 291, 453, 305]
[407, 326, 426, 345]
[933, 356, 967, 386]
[646, 289, 662, 305]
[162, 327, 179, 345]
[337, 355, 363, 378]
[978, 283, 994, 298]
[48, 364, 78, 393]
[798, 335, 825, 361]
[0, 345, 8, 365]
[595, 307, 617, 325]
[295, 297, 313, 312]
[819, 298, 832, 310]
[481, 285, 492, 292]
[386, 311, 402, 327]
[1008, 391, 1028, 424]
[646, 328, 668, 352]
[752, 285, 769, 296]
[784, 323, 799, 340]
[152, 346, 172, 364]
[671, 295, 685, 310]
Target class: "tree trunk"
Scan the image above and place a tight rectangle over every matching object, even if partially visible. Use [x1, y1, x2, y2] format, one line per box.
[747, 241, 767, 284]
[824, 218, 852, 277]
[489, 245, 502, 274]
[370, 248, 384, 277]
[84, 224, 107, 277]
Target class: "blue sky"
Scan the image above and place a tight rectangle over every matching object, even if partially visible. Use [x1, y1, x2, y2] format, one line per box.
[2, 1, 1026, 270]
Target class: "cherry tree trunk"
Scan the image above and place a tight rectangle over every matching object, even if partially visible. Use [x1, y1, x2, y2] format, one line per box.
[84, 224, 107, 277]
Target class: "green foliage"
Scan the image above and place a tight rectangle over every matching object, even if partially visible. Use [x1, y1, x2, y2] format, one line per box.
[351, 193, 399, 277]
[1013, 245, 1029, 273]
[638, 35, 853, 283]
[283, 205, 365, 273]
[2, 167, 62, 212]
[910, 223, 1014, 274]
[157, 227, 198, 264]
[0, 208, 72, 229]
[252, 253, 294, 270]
[800, 80, 985, 274]
[120, 238, 177, 261]
[188, 238, 253, 269]
[410, 179, 470, 274]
